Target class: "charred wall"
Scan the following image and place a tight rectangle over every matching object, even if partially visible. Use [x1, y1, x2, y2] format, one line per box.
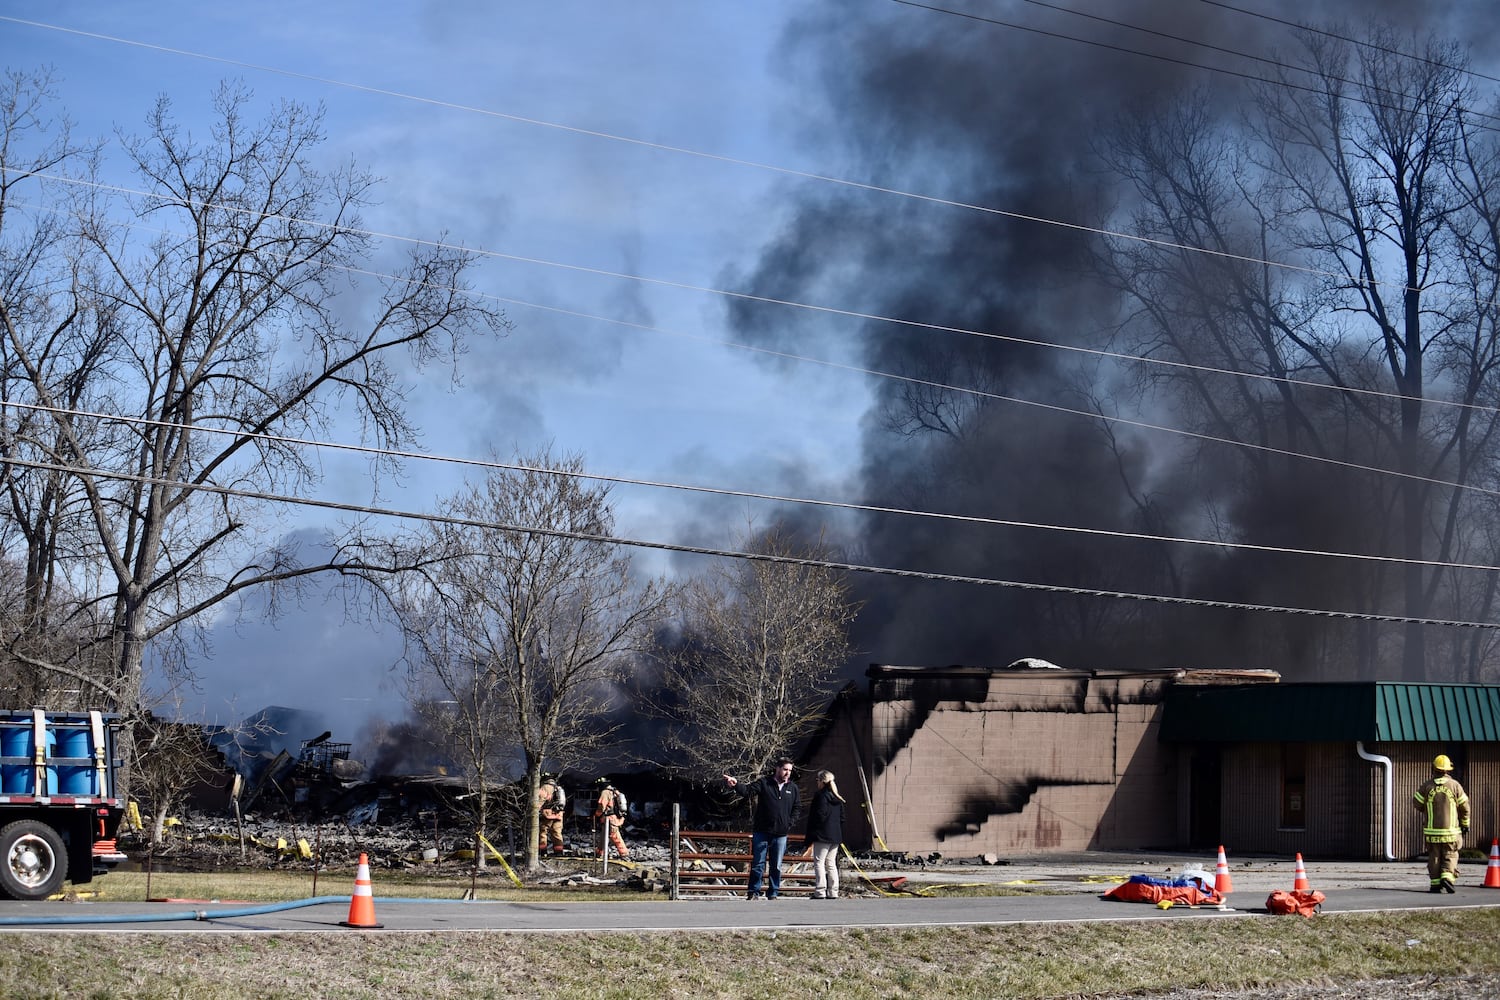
[830, 667, 1188, 854]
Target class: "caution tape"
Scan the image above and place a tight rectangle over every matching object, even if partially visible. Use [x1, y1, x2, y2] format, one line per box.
[475, 831, 524, 888]
[840, 843, 907, 897]
[906, 881, 993, 896]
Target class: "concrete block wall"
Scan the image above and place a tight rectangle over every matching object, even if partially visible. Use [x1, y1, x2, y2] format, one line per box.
[1099, 703, 1177, 849]
[975, 785, 1114, 853]
[869, 676, 1156, 854]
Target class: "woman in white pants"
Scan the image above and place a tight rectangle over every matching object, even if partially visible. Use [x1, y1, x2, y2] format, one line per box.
[804, 770, 846, 899]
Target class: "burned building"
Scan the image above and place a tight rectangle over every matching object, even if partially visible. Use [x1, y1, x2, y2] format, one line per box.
[802, 662, 1500, 860]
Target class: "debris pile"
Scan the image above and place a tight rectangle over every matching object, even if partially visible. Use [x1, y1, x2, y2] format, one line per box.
[116, 781, 677, 881]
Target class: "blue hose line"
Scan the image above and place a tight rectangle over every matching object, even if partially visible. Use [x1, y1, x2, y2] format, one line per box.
[0, 894, 481, 926]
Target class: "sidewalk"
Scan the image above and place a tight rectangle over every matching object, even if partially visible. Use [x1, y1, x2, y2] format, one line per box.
[877, 849, 1489, 896]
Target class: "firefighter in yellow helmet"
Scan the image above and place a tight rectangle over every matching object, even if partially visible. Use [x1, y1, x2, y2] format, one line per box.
[1413, 754, 1470, 893]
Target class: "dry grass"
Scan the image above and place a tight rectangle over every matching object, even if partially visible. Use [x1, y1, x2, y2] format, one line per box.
[2, 876, 1498, 1000]
[86, 868, 643, 904]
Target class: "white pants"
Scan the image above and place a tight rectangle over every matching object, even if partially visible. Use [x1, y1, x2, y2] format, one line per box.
[812, 841, 840, 897]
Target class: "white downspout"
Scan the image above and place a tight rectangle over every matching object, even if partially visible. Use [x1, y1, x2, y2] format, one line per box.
[1356, 741, 1395, 861]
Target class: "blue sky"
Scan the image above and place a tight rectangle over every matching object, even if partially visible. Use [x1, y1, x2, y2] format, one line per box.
[3, 2, 872, 744]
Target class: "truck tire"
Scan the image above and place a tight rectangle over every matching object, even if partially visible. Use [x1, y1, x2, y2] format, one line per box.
[0, 820, 68, 900]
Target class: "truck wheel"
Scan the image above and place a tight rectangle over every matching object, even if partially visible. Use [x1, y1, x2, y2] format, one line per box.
[0, 820, 68, 900]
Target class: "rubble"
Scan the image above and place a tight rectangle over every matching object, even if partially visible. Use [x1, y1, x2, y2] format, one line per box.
[116, 804, 677, 887]
[125, 712, 753, 889]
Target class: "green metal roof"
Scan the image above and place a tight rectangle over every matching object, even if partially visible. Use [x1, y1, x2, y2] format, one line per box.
[1160, 682, 1500, 743]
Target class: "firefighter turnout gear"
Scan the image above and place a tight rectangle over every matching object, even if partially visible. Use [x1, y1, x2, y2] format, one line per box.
[1414, 763, 1470, 893]
[537, 775, 566, 856]
[594, 782, 629, 860]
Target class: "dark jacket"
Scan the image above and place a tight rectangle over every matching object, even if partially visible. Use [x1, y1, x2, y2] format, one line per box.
[731, 774, 802, 837]
[804, 787, 844, 845]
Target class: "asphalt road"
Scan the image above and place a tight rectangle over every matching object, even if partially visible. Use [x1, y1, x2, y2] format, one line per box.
[1, 852, 1495, 933]
[0, 885, 1495, 934]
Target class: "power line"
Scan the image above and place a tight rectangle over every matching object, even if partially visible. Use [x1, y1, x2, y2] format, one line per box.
[17, 186, 1500, 507]
[6, 22, 1500, 585]
[12, 394, 1500, 575]
[889, 0, 1500, 132]
[19, 10, 1500, 459]
[18, 172, 1500, 428]
[12, 188, 1500, 554]
[0, 15, 1452, 295]
[1006, 0, 1500, 130]
[1197, 0, 1500, 86]
[5, 451, 1493, 630]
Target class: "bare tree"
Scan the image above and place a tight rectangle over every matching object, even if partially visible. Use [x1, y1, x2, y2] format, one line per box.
[655, 526, 860, 782]
[0, 76, 508, 741]
[1095, 27, 1500, 681]
[0, 557, 114, 709]
[0, 69, 118, 704]
[394, 449, 673, 870]
[397, 628, 515, 866]
[129, 710, 227, 851]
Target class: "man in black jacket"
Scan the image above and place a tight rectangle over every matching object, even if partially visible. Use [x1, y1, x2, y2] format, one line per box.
[724, 758, 801, 900]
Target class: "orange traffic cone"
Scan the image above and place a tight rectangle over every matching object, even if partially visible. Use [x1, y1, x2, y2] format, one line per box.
[1214, 845, 1233, 894]
[1293, 853, 1310, 891]
[340, 852, 383, 929]
[1484, 839, 1500, 889]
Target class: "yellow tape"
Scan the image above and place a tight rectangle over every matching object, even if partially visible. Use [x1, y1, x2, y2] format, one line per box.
[907, 881, 992, 896]
[839, 843, 903, 897]
[475, 832, 524, 888]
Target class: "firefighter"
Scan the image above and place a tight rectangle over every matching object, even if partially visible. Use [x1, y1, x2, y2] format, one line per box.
[593, 778, 630, 860]
[536, 773, 566, 857]
[1414, 754, 1470, 893]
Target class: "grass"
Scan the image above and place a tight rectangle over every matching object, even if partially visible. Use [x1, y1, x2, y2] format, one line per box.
[4, 871, 1498, 999]
[0, 906, 1497, 999]
[83, 868, 646, 904]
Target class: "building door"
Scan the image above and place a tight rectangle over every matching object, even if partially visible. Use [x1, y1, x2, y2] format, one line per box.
[1189, 747, 1222, 848]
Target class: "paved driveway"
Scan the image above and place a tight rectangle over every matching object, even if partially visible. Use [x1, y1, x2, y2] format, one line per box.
[0, 851, 1493, 932]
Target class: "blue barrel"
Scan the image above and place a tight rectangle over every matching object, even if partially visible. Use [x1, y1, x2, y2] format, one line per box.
[57, 727, 94, 795]
[0, 726, 29, 793]
[1, 726, 54, 794]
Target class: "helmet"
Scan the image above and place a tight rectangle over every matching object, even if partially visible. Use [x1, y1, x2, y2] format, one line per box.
[1433, 754, 1454, 772]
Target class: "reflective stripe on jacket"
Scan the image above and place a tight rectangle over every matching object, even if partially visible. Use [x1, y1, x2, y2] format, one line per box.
[1413, 775, 1470, 842]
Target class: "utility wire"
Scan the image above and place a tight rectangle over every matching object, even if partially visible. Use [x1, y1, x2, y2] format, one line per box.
[12, 394, 1500, 575]
[887, 1, 1500, 136]
[17, 175, 1500, 428]
[0, 15, 1456, 293]
[11, 191, 1500, 565]
[14, 190, 1500, 506]
[1007, 0, 1500, 130]
[5, 451, 1493, 630]
[1197, 0, 1500, 86]
[7, 24, 1500, 579]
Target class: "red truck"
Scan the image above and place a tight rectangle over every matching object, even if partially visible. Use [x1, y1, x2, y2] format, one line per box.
[0, 710, 125, 900]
